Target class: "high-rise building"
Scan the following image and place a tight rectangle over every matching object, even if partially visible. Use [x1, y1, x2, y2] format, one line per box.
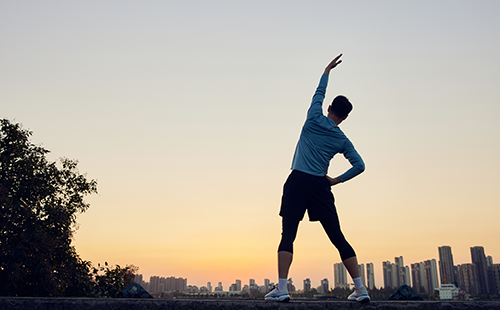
[150, 276, 160, 292]
[287, 278, 295, 292]
[471, 246, 491, 294]
[383, 261, 395, 289]
[438, 246, 455, 285]
[217, 282, 223, 291]
[383, 261, 398, 289]
[264, 279, 271, 291]
[235, 279, 241, 291]
[165, 277, 186, 292]
[359, 264, 366, 287]
[303, 278, 311, 291]
[458, 263, 479, 295]
[411, 263, 426, 293]
[487, 256, 493, 267]
[404, 266, 411, 286]
[159, 277, 168, 292]
[490, 264, 500, 294]
[334, 263, 347, 287]
[486, 256, 495, 292]
[321, 278, 329, 293]
[391, 264, 398, 288]
[135, 274, 143, 284]
[395, 256, 404, 287]
[207, 282, 212, 293]
[134, 274, 147, 289]
[424, 259, 439, 294]
[366, 263, 375, 290]
[453, 265, 461, 289]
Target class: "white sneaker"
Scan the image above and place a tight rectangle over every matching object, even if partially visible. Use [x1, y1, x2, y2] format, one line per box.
[348, 286, 371, 303]
[264, 286, 290, 302]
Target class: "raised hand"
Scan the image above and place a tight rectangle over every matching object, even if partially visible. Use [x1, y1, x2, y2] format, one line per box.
[324, 54, 343, 74]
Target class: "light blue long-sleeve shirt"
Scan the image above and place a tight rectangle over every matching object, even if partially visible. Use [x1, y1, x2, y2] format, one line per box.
[291, 74, 365, 182]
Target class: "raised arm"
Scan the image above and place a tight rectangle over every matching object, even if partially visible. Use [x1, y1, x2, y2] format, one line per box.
[323, 54, 343, 75]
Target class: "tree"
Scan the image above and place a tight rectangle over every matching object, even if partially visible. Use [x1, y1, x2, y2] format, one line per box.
[0, 119, 98, 296]
[91, 262, 139, 297]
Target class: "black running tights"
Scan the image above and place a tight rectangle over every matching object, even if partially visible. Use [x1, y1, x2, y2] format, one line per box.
[277, 217, 356, 261]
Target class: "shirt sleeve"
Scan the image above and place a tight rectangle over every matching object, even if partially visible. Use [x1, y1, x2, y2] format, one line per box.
[306, 74, 329, 121]
[338, 140, 365, 182]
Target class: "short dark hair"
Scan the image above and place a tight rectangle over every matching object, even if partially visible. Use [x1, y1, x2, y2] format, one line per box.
[330, 95, 352, 118]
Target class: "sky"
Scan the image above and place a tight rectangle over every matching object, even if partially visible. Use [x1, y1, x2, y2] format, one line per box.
[1, 0, 499, 291]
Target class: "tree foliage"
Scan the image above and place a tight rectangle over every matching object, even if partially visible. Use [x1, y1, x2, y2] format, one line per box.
[91, 262, 139, 297]
[0, 119, 135, 297]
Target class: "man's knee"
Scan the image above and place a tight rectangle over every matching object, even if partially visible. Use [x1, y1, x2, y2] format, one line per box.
[278, 242, 293, 253]
[278, 217, 301, 253]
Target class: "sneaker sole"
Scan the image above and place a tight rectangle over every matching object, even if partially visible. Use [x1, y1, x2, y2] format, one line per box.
[357, 296, 371, 303]
[265, 296, 291, 302]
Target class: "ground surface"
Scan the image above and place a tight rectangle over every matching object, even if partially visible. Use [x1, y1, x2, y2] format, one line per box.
[1, 297, 499, 310]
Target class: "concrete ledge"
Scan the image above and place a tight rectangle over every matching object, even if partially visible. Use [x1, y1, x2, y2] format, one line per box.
[1, 297, 499, 310]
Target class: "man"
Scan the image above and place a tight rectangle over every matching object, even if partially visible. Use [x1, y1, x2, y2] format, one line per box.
[265, 54, 370, 303]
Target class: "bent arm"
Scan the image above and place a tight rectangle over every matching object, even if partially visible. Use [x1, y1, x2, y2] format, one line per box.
[326, 141, 365, 186]
[338, 141, 365, 182]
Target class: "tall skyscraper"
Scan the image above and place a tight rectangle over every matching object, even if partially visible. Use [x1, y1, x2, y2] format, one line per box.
[490, 264, 500, 295]
[321, 278, 329, 293]
[395, 256, 404, 287]
[264, 279, 270, 290]
[458, 263, 479, 295]
[150, 276, 160, 292]
[287, 278, 295, 292]
[487, 256, 493, 267]
[438, 246, 455, 285]
[403, 266, 411, 286]
[453, 265, 461, 289]
[411, 263, 426, 293]
[383, 261, 391, 289]
[359, 264, 366, 287]
[217, 282, 223, 291]
[236, 279, 241, 291]
[487, 259, 496, 295]
[334, 263, 347, 287]
[134, 274, 143, 284]
[391, 264, 398, 288]
[303, 278, 311, 291]
[134, 274, 146, 289]
[471, 246, 491, 294]
[166, 277, 186, 291]
[207, 282, 212, 293]
[383, 261, 397, 289]
[366, 263, 375, 290]
[424, 259, 439, 294]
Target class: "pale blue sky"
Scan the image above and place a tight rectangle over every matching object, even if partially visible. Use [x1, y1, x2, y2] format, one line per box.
[2, 0, 499, 289]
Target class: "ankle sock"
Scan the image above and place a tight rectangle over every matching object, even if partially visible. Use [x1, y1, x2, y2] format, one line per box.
[278, 278, 287, 290]
[353, 277, 364, 290]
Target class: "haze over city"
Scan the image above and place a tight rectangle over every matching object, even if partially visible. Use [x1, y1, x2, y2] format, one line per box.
[1, 1, 499, 289]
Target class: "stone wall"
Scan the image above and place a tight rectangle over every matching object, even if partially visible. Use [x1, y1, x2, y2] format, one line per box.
[1, 298, 499, 310]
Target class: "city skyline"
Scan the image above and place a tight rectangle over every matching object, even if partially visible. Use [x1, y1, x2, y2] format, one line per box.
[2, 1, 499, 291]
[133, 244, 497, 294]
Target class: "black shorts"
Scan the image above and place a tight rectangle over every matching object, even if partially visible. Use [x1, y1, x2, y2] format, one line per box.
[279, 170, 336, 221]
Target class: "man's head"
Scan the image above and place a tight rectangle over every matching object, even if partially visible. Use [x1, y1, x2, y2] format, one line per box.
[328, 95, 352, 125]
